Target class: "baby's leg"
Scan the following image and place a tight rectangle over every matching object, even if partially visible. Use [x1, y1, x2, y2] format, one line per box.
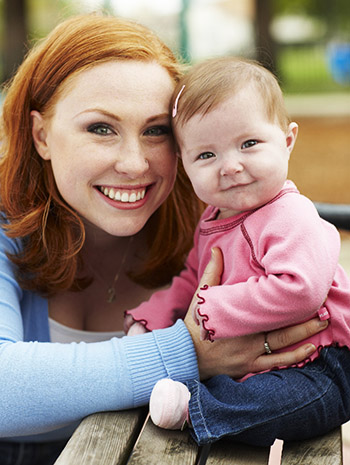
[186, 346, 350, 446]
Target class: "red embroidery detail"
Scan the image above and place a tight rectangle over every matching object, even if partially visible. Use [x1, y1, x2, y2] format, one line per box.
[126, 311, 151, 331]
[196, 301, 216, 341]
[196, 307, 208, 321]
[196, 284, 209, 305]
[131, 318, 149, 330]
[241, 223, 260, 267]
[200, 187, 298, 236]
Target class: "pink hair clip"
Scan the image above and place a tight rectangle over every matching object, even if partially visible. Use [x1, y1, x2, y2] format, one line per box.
[172, 85, 185, 117]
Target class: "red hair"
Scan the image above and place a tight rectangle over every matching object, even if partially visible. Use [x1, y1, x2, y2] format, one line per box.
[0, 14, 203, 296]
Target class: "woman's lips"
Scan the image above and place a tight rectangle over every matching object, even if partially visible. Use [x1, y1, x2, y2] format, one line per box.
[98, 185, 146, 203]
[96, 184, 153, 209]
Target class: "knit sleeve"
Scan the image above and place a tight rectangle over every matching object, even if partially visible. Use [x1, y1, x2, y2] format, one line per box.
[0, 322, 198, 439]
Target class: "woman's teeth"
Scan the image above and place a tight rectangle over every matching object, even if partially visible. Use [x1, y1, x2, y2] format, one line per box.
[100, 187, 146, 203]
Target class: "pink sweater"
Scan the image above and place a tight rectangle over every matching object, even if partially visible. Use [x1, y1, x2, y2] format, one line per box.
[127, 181, 350, 366]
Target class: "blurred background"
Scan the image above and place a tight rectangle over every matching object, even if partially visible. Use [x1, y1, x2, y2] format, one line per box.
[1, 0, 349, 204]
[0, 0, 349, 462]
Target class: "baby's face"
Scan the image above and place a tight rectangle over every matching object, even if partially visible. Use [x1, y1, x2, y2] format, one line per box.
[176, 88, 297, 218]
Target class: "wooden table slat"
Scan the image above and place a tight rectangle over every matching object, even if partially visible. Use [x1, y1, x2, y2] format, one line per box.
[55, 409, 147, 465]
[127, 417, 198, 465]
[204, 439, 270, 464]
[281, 428, 343, 465]
[54, 409, 343, 465]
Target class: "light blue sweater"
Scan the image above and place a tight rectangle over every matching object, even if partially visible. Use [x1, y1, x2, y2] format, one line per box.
[0, 225, 198, 442]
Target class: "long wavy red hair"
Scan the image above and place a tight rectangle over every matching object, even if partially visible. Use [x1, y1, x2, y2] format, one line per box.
[0, 13, 204, 296]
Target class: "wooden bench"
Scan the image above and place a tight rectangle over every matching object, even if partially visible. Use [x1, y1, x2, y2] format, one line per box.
[54, 409, 343, 464]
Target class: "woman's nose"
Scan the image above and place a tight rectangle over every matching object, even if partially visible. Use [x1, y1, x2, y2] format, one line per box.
[114, 140, 149, 178]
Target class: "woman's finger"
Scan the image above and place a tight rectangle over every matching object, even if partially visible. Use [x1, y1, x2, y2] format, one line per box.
[266, 318, 328, 352]
[252, 342, 317, 373]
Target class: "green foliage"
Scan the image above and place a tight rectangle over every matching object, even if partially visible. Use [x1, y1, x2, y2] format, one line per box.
[272, 0, 350, 36]
[277, 45, 350, 93]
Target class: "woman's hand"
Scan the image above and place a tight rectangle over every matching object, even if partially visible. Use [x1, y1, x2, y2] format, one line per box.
[184, 248, 328, 380]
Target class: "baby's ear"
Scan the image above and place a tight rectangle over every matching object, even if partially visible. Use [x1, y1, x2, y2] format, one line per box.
[286, 122, 298, 155]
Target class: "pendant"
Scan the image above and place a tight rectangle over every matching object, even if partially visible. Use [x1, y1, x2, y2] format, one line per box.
[107, 287, 116, 303]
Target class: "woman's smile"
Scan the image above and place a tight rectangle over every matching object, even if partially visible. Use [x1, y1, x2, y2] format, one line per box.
[98, 185, 147, 203]
[96, 183, 153, 210]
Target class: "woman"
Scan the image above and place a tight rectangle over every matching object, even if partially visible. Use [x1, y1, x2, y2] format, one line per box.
[0, 13, 325, 464]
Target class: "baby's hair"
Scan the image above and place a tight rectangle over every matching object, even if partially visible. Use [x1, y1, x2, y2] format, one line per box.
[171, 56, 290, 133]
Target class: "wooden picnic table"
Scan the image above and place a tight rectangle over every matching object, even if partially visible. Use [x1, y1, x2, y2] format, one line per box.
[54, 408, 343, 464]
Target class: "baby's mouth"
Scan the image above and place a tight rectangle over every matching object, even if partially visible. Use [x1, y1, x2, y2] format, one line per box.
[98, 186, 147, 203]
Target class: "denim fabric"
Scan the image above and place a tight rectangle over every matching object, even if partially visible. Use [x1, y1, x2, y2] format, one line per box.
[0, 439, 67, 465]
[187, 346, 350, 446]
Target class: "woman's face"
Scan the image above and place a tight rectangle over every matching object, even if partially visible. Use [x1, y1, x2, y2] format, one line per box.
[31, 61, 177, 237]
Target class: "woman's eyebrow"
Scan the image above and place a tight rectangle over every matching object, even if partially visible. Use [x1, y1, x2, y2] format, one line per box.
[73, 110, 170, 123]
[73, 108, 121, 121]
[145, 113, 171, 123]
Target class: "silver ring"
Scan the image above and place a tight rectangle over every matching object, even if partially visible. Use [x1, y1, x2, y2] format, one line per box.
[264, 335, 272, 354]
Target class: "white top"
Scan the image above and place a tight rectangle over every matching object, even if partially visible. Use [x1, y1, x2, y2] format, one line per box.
[49, 318, 124, 343]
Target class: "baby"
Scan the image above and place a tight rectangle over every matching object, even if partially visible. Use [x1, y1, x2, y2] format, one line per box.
[125, 57, 350, 446]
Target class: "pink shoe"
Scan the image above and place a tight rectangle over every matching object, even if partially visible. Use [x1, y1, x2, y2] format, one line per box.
[150, 379, 191, 430]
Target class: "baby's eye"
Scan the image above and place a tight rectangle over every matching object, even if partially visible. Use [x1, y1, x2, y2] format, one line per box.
[198, 152, 215, 160]
[242, 139, 258, 149]
[144, 126, 171, 136]
[87, 123, 114, 136]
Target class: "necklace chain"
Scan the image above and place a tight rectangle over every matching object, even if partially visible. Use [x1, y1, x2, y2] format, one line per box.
[107, 236, 134, 304]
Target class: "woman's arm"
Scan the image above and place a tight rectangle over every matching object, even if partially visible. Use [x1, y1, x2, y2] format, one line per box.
[0, 321, 198, 439]
[185, 248, 327, 380]
[0, 229, 199, 438]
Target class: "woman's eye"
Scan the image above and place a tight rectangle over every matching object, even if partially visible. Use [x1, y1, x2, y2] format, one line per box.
[144, 125, 171, 136]
[87, 123, 114, 136]
[198, 152, 215, 160]
[242, 139, 258, 149]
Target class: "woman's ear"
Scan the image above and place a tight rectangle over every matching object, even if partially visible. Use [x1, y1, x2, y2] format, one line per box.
[286, 122, 298, 155]
[30, 111, 51, 160]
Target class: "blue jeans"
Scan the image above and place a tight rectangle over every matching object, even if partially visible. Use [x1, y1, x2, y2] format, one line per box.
[187, 346, 350, 446]
[0, 439, 67, 465]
